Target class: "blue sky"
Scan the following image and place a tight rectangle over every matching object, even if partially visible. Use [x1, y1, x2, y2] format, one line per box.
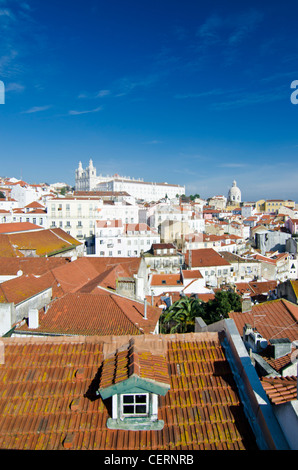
[1, 0, 298, 202]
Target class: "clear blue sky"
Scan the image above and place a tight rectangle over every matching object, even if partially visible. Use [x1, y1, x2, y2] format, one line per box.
[1, 0, 298, 202]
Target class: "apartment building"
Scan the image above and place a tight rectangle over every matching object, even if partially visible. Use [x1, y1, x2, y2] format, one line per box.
[47, 196, 100, 239]
[184, 233, 246, 255]
[10, 181, 50, 206]
[47, 195, 139, 240]
[184, 248, 233, 287]
[95, 221, 160, 257]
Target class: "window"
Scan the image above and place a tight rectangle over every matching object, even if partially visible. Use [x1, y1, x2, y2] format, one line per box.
[121, 394, 149, 418]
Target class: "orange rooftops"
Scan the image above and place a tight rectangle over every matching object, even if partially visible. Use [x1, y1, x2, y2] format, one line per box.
[0, 332, 258, 450]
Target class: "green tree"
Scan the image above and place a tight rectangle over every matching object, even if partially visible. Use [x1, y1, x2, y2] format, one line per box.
[189, 193, 200, 201]
[160, 296, 205, 334]
[205, 290, 241, 323]
[160, 290, 242, 334]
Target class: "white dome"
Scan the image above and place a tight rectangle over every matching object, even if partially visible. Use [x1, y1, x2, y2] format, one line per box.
[228, 180, 241, 204]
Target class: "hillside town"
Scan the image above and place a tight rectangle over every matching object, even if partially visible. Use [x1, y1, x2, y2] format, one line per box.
[0, 159, 298, 451]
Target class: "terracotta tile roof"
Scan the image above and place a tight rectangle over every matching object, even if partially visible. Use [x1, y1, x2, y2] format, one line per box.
[0, 222, 42, 234]
[151, 274, 182, 286]
[197, 293, 215, 302]
[0, 257, 69, 276]
[0, 333, 258, 450]
[50, 258, 100, 293]
[185, 249, 231, 268]
[0, 273, 59, 305]
[77, 265, 132, 293]
[0, 256, 143, 307]
[111, 295, 160, 334]
[229, 299, 298, 342]
[0, 235, 18, 257]
[235, 281, 277, 297]
[86, 257, 141, 278]
[99, 338, 171, 393]
[261, 376, 297, 405]
[263, 351, 294, 374]
[0, 228, 81, 257]
[182, 269, 203, 279]
[16, 292, 160, 336]
[24, 201, 45, 209]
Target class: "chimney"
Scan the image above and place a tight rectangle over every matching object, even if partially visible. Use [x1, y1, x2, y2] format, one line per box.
[270, 338, 292, 359]
[242, 294, 252, 313]
[28, 308, 39, 329]
[143, 299, 147, 320]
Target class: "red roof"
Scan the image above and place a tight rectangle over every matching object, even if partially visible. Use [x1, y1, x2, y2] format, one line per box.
[185, 249, 231, 268]
[151, 274, 182, 286]
[182, 269, 203, 279]
[0, 222, 42, 234]
[0, 228, 81, 257]
[261, 376, 297, 405]
[0, 333, 258, 450]
[16, 292, 160, 336]
[235, 281, 277, 297]
[24, 201, 45, 209]
[229, 299, 298, 342]
[0, 272, 64, 305]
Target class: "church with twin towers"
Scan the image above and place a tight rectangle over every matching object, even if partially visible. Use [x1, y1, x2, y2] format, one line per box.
[75, 159, 185, 202]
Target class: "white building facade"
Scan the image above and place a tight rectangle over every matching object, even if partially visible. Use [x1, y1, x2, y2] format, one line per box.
[95, 221, 160, 257]
[47, 195, 141, 241]
[75, 160, 185, 202]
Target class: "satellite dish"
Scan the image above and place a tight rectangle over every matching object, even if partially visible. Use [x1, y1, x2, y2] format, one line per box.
[17, 270, 23, 277]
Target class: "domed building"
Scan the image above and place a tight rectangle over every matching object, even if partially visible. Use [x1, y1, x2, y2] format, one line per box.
[227, 180, 241, 205]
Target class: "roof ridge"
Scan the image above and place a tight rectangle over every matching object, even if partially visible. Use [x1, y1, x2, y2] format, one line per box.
[280, 298, 298, 323]
[110, 295, 144, 333]
[127, 340, 141, 377]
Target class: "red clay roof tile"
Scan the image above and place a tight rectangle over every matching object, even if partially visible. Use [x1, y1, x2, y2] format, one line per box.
[229, 299, 298, 342]
[16, 292, 160, 336]
[184, 248, 231, 268]
[261, 376, 297, 404]
[0, 333, 258, 450]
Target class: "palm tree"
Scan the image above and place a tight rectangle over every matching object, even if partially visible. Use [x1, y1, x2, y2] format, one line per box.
[160, 296, 204, 334]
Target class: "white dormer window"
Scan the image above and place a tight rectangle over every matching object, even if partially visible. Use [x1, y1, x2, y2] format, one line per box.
[98, 340, 170, 431]
[121, 393, 149, 418]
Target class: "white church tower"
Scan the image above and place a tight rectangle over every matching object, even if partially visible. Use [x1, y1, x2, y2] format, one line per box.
[228, 180, 241, 205]
[75, 159, 97, 191]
